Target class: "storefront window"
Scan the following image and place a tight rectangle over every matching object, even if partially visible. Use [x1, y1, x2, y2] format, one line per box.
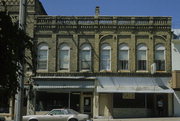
[113, 93, 145, 108]
[0, 92, 9, 113]
[36, 92, 80, 112]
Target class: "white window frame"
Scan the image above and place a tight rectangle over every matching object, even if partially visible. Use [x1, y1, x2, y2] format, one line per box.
[59, 44, 70, 71]
[137, 44, 147, 71]
[37, 43, 48, 70]
[80, 44, 92, 71]
[100, 43, 111, 71]
[119, 44, 129, 71]
[155, 44, 166, 71]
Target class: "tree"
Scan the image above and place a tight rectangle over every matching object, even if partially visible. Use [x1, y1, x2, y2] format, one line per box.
[0, 12, 34, 96]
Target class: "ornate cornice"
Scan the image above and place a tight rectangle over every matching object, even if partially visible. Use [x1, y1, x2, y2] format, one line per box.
[35, 16, 172, 32]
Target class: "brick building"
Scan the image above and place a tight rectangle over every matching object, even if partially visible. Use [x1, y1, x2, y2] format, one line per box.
[0, 0, 175, 120]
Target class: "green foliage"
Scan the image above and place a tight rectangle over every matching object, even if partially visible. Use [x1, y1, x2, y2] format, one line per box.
[0, 12, 34, 96]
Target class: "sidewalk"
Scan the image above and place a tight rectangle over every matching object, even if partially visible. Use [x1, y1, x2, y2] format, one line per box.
[93, 117, 180, 121]
[6, 117, 180, 121]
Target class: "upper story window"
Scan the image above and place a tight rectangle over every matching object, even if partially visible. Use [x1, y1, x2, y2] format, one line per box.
[155, 44, 165, 71]
[100, 44, 111, 71]
[137, 44, 147, 71]
[119, 44, 129, 70]
[80, 44, 92, 71]
[37, 43, 48, 70]
[59, 44, 70, 71]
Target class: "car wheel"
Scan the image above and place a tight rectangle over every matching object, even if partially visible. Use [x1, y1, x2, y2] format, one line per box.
[68, 118, 78, 121]
[29, 119, 38, 121]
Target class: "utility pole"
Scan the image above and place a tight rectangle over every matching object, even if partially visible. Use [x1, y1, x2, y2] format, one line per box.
[14, 0, 27, 121]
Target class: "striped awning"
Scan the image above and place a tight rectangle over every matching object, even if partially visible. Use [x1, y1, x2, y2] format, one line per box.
[97, 77, 174, 93]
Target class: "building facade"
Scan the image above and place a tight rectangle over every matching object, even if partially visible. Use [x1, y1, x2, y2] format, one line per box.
[0, 0, 175, 120]
[31, 13, 173, 118]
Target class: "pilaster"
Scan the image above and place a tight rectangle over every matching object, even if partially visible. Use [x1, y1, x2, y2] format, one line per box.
[130, 34, 136, 72]
[94, 34, 100, 72]
[48, 33, 57, 72]
[112, 35, 118, 72]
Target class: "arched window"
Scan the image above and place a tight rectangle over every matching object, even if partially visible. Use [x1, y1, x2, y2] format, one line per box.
[119, 44, 129, 70]
[137, 44, 147, 71]
[37, 43, 48, 70]
[59, 44, 70, 70]
[100, 44, 111, 71]
[80, 44, 91, 71]
[155, 44, 165, 71]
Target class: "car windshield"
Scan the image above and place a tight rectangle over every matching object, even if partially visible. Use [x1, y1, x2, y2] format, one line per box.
[47, 110, 65, 115]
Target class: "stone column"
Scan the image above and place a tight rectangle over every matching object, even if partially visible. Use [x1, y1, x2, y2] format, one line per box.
[93, 79, 99, 118]
[168, 93, 173, 116]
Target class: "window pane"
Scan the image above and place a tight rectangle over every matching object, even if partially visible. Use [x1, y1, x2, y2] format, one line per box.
[155, 50, 164, 60]
[59, 50, 69, 70]
[155, 50, 165, 71]
[81, 50, 91, 70]
[38, 50, 47, 60]
[101, 49, 110, 70]
[81, 50, 91, 61]
[119, 50, 128, 60]
[37, 50, 47, 69]
[119, 60, 128, 70]
[155, 60, 165, 71]
[138, 60, 146, 70]
[38, 60, 47, 69]
[81, 61, 91, 70]
[137, 50, 146, 60]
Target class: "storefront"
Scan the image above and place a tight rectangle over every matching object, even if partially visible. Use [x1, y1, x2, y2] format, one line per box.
[95, 77, 174, 118]
[26, 77, 95, 116]
[26, 76, 174, 118]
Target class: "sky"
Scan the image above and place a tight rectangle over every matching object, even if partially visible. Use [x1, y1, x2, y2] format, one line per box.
[39, 0, 180, 28]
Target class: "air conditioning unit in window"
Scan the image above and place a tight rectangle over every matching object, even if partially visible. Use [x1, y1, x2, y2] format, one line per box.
[151, 63, 156, 74]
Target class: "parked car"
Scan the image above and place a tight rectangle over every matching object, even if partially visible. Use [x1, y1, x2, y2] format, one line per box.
[23, 109, 89, 121]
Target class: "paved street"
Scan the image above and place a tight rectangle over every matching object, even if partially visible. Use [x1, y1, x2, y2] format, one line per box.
[93, 117, 180, 121]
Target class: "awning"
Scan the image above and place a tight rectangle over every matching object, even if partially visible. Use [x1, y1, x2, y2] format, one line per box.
[33, 80, 95, 92]
[97, 77, 174, 93]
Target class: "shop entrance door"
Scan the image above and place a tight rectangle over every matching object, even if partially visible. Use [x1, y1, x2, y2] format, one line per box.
[83, 96, 92, 115]
[155, 94, 168, 117]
